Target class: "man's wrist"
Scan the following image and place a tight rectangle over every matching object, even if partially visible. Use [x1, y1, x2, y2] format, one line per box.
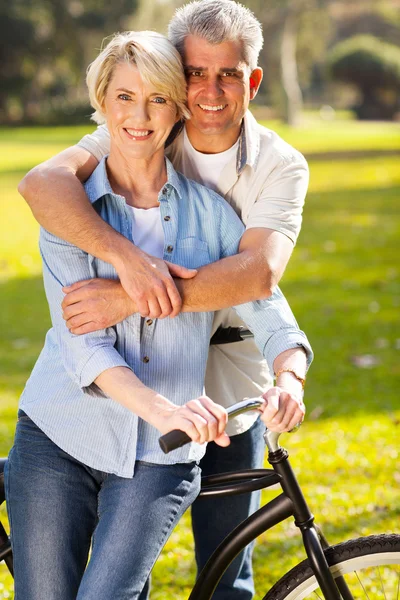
[104, 235, 140, 268]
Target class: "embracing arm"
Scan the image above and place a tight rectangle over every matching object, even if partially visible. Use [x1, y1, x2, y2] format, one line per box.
[176, 227, 293, 311]
[62, 227, 293, 332]
[18, 141, 195, 317]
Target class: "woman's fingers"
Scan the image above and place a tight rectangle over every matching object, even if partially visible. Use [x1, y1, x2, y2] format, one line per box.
[172, 397, 228, 445]
[261, 387, 305, 433]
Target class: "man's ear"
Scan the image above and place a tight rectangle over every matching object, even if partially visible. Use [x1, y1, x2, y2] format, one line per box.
[249, 68, 263, 101]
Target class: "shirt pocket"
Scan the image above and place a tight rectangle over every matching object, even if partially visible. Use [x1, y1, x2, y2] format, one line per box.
[174, 237, 210, 269]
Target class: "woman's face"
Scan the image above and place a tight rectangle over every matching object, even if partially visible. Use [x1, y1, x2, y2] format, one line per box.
[103, 61, 179, 162]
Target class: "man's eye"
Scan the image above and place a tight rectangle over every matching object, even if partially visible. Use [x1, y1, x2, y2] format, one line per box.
[188, 71, 203, 77]
[118, 94, 131, 101]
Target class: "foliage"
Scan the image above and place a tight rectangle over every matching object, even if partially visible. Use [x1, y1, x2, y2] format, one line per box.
[0, 0, 139, 124]
[0, 117, 400, 597]
[328, 35, 400, 119]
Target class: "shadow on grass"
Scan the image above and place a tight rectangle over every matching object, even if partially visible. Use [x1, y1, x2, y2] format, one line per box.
[305, 149, 400, 161]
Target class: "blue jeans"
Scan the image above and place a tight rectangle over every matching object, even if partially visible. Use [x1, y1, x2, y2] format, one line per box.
[192, 416, 266, 600]
[5, 412, 201, 600]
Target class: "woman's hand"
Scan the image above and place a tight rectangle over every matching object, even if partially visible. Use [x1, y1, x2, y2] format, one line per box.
[62, 278, 135, 334]
[259, 386, 305, 433]
[154, 396, 230, 447]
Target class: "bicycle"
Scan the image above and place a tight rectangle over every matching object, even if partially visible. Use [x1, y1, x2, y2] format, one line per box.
[1, 398, 399, 599]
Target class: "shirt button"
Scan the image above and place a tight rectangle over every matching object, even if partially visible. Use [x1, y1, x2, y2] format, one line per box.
[164, 215, 171, 221]
[143, 356, 150, 363]
[162, 187, 168, 195]
[166, 245, 174, 253]
[146, 319, 153, 326]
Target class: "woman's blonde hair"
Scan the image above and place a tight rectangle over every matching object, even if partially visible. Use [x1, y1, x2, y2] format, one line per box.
[86, 30, 190, 124]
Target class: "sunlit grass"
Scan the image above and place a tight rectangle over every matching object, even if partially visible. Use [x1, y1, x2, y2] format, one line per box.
[0, 121, 399, 598]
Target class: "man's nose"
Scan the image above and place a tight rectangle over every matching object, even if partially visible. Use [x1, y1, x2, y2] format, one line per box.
[203, 76, 223, 98]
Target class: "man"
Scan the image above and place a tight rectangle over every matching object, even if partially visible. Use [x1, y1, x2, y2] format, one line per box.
[19, 1, 310, 598]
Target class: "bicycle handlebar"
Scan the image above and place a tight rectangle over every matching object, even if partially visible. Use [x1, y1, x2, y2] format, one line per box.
[159, 398, 265, 454]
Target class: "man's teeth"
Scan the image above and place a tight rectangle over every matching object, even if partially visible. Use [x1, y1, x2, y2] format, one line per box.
[199, 104, 225, 112]
[126, 129, 151, 137]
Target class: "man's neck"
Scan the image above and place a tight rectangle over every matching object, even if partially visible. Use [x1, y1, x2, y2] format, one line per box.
[185, 123, 241, 154]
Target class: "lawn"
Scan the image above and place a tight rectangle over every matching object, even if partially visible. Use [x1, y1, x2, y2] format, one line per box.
[0, 115, 399, 599]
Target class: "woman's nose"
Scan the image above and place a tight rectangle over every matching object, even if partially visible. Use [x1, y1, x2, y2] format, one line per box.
[130, 101, 150, 123]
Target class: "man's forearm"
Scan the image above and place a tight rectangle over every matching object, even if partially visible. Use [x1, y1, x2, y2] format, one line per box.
[176, 252, 270, 311]
[177, 227, 293, 312]
[19, 161, 132, 265]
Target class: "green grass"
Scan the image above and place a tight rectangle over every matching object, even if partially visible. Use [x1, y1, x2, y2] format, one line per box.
[0, 119, 399, 598]
[256, 110, 400, 154]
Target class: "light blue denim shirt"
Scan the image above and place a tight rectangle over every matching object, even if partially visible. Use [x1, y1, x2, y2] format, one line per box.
[20, 157, 312, 477]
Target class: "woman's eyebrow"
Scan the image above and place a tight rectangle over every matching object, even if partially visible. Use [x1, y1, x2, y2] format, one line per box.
[116, 87, 136, 94]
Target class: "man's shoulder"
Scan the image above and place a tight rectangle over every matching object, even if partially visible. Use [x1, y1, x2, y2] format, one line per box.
[246, 111, 307, 168]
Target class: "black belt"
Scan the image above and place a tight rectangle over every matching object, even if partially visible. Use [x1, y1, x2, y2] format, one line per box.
[210, 326, 253, 345]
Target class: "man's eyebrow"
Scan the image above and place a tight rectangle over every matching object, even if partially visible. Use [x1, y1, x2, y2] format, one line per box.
[185, 65, 207, 71]
[184, 66, 244, 74]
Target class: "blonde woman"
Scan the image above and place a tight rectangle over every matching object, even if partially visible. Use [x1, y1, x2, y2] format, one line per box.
[5, 31, 310, 600]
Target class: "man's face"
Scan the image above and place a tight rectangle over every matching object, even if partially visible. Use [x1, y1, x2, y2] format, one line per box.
[183, 35, 261, 152]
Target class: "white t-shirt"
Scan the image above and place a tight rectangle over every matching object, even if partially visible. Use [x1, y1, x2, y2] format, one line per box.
[128, 205, 164, 259]
[183, 128, 239, 193]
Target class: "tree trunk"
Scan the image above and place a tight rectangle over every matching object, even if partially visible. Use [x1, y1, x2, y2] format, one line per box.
[280, 10, 303, 126]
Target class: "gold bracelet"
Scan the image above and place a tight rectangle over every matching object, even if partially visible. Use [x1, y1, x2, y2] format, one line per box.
[274, 368, 306, 390]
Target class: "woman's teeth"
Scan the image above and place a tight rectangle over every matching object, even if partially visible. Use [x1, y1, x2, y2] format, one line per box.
[126, 129, 151, 137]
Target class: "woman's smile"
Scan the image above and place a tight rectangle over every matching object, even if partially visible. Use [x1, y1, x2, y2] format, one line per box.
[103, 62, 179, 161]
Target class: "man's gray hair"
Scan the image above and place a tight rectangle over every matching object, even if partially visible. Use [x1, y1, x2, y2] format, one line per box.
[168, 0, 263, 71]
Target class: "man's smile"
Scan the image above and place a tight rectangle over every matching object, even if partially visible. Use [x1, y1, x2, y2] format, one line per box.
[198, 104, 227, 112]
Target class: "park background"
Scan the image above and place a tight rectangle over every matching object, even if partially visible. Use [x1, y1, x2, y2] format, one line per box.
[0, 0, 399, 598]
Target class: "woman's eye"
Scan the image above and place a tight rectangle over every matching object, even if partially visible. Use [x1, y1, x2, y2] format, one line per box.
[118, 94, 131, 101]
[152, 97, 167, 104]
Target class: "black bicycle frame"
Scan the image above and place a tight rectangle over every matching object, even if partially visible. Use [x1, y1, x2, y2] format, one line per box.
[188, 445, 346, 600]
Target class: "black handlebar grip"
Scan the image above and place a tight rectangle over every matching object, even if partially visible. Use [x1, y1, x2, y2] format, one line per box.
[159, 430, 192, 454]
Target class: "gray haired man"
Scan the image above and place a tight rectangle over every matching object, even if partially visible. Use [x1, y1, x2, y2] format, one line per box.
[19, 1, 310, 598]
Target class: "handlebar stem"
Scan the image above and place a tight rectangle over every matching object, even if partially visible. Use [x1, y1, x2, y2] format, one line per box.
[226, 398, 282, 453]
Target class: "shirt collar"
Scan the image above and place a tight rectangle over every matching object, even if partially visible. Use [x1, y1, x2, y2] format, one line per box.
[237, 110, 261, 175]
[84, 155, 183, 204]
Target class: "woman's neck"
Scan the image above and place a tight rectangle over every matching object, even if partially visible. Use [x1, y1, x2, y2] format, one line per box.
[106, 147, 167, 208]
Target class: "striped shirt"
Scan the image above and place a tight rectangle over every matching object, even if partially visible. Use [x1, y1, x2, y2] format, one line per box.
[20, 157, 312, 477]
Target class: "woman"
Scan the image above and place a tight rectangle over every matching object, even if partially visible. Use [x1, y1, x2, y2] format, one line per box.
[5, 31, 307, 600]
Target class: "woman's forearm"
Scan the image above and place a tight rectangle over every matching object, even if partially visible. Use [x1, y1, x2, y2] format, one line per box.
[95, 366, 174, 428]
[94, 366, 229, 445]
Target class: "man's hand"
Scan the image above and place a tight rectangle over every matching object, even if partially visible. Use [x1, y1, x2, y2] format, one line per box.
[153, 396, 230, 447]
[62, 279, 133, 334]
[259, 387, 305, 433]
[112, 247, 197, 319]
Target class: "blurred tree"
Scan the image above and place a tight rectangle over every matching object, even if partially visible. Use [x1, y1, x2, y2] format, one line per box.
[1, 0, 139, 124]
[328, 34, 400, 119]
[0, 0, 36, 121]
[247, 0, 333, 125]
